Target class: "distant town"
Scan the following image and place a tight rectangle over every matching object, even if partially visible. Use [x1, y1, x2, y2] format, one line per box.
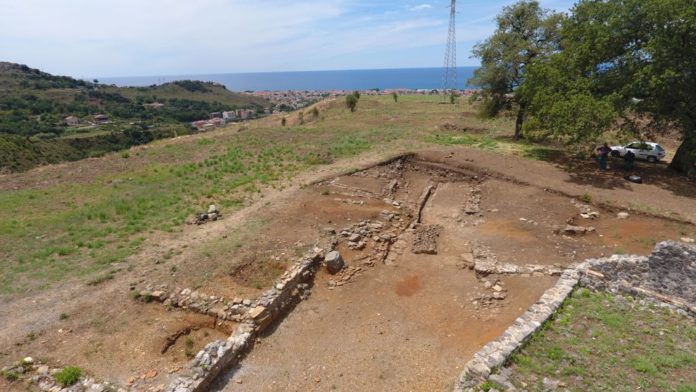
[190, 88, 474, 131]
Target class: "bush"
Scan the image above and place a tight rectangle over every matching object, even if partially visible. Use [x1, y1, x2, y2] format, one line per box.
[2, 370, 19, 382]
[346, 94, 359, 112]
[54, 366, 82, 386]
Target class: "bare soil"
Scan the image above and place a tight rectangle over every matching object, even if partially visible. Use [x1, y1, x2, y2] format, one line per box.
[210, 156, 693, 391]
[1, 148, 694, 391]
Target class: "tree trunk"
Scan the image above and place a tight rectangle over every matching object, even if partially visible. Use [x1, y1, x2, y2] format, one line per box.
[514, 105, 525, 140]
[669, 131, 696, 178]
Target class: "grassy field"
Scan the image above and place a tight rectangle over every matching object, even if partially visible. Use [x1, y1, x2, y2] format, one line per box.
[492, 289, 696, 392]
[0, 94, 525, 297]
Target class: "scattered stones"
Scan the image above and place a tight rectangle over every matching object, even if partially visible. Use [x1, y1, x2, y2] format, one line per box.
[193, 205, 222, 225]
[617, 212, 630, 219]
[412, 224, 443, 254]
[324, 251, 345, 274]
[558, 225, 596, 236]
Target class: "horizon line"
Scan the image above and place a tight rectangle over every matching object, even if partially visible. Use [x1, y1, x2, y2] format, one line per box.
[95, 65, 480, 81]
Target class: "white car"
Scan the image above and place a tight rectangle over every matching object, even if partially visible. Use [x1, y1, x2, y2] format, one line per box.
[610, 141, 666, 163]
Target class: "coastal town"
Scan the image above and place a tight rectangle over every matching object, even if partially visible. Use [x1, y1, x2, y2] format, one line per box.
[190, 88, 474, 130]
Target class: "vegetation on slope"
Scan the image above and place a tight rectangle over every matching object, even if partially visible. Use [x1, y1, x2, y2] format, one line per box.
[0, 95, 512, 297]
[0, 62, 268, 172]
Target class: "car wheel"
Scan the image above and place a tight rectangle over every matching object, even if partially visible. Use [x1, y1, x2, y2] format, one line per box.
[611, 150, 620, 157]
[647, 156, 657, 163]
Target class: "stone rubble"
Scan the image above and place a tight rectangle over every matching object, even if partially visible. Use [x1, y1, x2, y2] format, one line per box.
[167, 251, 322, 392]
[463, 186, 482, 215]
[579, 241, 696, 308]
[193, 204, 221, 225]
[412, 224, 443, 254]
[132, 285, 253, 322]
[2, 359, 127, 392]
[556, 224, 596, 236]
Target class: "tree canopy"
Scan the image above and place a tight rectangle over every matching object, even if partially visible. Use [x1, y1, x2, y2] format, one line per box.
[469, 0, 564, 139]
[521, 0, 696, 175]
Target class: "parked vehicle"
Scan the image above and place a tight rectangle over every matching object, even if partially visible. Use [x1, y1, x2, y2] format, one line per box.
[610, 141, 666, 163]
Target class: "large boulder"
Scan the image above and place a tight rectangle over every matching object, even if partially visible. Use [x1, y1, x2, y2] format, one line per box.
[324, 251, 345, 274]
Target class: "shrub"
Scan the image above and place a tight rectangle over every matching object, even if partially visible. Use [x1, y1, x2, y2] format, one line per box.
[346, 94, 359, 112]
[2, 370, 19, 382]
[54, 366, 82, 386]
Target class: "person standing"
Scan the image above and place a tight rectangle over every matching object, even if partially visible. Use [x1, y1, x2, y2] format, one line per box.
[624, 149, 636, 171]
[596, 143, 611, 170]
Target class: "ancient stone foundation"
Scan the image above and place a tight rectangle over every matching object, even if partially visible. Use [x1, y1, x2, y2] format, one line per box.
[167, 253, 322, 392]
[454, 240, 696, 391]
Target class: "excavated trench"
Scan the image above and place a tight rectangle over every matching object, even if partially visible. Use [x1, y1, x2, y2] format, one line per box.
[132, 154, 693, 392]
[184, 154, 693, 392]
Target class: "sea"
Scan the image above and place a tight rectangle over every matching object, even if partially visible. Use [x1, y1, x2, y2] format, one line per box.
[99, 67, 478, 92]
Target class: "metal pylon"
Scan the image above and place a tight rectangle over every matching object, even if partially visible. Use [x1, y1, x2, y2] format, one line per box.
[442, 0, 457, 96]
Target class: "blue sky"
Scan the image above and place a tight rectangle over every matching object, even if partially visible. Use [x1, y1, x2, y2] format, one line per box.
[0, 0, 576, 78]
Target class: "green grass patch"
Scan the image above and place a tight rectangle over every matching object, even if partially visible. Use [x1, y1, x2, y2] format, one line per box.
[425, 133, 499, 150]
[54, 366, 82, 387]
[502, 290, 696, 391]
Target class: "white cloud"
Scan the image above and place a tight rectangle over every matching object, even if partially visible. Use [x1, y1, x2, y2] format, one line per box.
[409, 4, 432, 12]
[0, 0, 579, 76]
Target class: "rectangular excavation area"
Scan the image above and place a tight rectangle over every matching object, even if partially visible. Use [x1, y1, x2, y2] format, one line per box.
[205, 156, 691, 392]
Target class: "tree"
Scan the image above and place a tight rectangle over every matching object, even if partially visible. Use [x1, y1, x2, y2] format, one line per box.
[346, 93, 359, 112]
[469, 0, 564, 140]
[392, 92, 398, 103]
[522, 0, 696, 176]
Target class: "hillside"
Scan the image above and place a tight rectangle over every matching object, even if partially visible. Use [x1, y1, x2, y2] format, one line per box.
[0, 62, 269, 172]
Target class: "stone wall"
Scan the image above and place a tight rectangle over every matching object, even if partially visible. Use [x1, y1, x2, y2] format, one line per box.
[453, 269, 579, 391]
[166, 253, 322, 392]
[453, 240, 696, 391]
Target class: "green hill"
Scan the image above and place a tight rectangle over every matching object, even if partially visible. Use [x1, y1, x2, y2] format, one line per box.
[0, 62, 269, 172]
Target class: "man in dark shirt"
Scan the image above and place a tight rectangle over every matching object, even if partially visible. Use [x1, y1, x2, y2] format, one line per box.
[597, 143, 611, 170]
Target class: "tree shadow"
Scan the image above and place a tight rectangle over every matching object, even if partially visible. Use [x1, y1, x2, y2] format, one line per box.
[520, 144, 696, 197]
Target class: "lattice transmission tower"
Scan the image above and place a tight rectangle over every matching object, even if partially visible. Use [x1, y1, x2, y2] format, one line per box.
[442, 0, 457, 95]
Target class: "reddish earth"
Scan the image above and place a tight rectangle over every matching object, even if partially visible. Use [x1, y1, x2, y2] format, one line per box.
[1, 148, 694, 391]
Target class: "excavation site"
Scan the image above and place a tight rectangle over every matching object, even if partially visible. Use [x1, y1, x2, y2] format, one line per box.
[168, 152, 692, 392]
[6, 150, 694, 392]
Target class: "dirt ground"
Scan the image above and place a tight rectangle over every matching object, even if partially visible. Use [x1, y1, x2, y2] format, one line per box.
[1, 148, 694, 391]
[210, 157, 692, 391]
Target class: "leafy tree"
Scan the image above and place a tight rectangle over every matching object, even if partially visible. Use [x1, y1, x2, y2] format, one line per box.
[469, 0, 564, 139]
[346, 93, 359, 112]
[522, 0, 696, 175]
